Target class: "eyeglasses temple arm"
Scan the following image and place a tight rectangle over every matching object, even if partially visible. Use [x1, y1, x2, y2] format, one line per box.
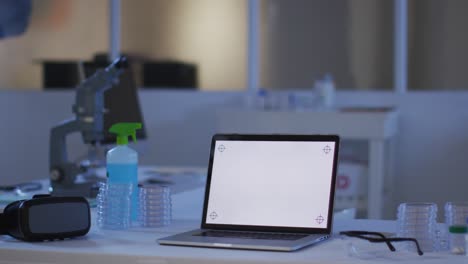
[340, 231, 396, 252]
[388, 237, 424, 256]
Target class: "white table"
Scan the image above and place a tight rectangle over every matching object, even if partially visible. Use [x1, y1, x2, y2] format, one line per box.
[215, 109, 398, 219]
[0, 218, 464, 264]
[1, 168, 464, 263]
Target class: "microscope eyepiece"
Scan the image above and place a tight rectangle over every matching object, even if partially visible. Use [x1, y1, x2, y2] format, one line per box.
[111, 56, 128, 70]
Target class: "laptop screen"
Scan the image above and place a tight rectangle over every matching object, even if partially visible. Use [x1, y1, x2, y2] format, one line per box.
[202, 135, 339, 232]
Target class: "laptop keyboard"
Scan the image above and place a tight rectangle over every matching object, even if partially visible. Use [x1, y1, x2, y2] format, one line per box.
[195, 230, 309, 241]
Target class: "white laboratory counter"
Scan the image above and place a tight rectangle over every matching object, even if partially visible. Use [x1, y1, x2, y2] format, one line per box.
[0, 218, 464, 264]
[0, 168, 465, 264]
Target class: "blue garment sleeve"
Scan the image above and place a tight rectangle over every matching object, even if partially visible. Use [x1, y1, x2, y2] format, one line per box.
[0, 0, 32, 38]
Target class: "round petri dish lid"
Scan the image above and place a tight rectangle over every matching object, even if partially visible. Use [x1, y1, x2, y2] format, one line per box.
[139, 202, 172, 208]
[139, 198, 172, 204]
[398, 203, 437, 211]
[138, 195, 171, 202]
[140, 221, 171, 227]
[397, 224, 438, 232]
[445, 216, 468, 222]
[397, 228, 436, 234]
[140, 209, 172, 216]
[139, 205, 172, 212]
[397, 213, 437, 219]
[139, 215, 172, 222]
[139, 185, 171, 193]
[101, 182, 134, 190]
[396, 230, 436, 237]
[139, 207, 172, 213]
[397, 219, 437, 225]
[139, 191, 171, 197]
[445, 202, 468, 208]
[140, 190, 171, 195]
[140, 192, 171, 198]
[398, 208, 437, 215]
[139, 213, 172, 219]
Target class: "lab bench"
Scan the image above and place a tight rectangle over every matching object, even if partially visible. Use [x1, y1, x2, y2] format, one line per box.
[0, 185, 463, 263]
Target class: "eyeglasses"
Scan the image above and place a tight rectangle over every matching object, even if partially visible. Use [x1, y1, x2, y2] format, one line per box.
[340, 230, 424, 256]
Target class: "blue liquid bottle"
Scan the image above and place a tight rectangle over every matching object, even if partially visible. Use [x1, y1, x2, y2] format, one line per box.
[107, 123, 142, 222]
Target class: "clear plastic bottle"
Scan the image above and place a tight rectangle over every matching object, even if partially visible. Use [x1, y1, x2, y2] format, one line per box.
[466, 218, 468, 256]
[448, 225, 467, 255]
[106, 123, 142, 222]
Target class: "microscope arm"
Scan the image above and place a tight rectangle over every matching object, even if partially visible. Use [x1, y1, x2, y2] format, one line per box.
[49, 118, 83, 187]
[74, 61, 125, 144]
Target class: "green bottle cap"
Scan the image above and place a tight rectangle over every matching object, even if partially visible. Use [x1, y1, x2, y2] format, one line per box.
[109, 122, 142, 145]
[449, 225, 468, 234]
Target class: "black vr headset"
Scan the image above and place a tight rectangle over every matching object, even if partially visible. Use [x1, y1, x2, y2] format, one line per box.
[0, 195, 90, 241]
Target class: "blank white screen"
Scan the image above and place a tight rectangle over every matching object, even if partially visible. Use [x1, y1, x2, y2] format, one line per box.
[206, 140, 336, 228]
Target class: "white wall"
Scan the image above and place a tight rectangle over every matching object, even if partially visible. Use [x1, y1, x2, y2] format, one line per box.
[1, 90, 468, 220]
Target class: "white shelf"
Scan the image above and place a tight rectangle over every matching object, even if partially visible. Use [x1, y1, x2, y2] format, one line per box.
[216, 108, 398, 219]
[216, 109, 398, 140]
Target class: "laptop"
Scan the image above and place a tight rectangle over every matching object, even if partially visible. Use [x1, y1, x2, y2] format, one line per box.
[158, 134, 340, 251]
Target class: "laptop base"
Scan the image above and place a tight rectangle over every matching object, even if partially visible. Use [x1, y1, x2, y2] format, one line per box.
[158, 229, 329, 252]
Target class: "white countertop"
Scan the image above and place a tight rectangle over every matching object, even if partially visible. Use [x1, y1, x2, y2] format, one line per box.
[0, 218, 464, 264]
[0, 167, 466, 263]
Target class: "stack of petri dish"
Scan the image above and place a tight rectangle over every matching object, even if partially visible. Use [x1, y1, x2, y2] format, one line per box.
[138, 185, 172, 227]
[96, 181, 133, 230]
[397, 203, 439, 252]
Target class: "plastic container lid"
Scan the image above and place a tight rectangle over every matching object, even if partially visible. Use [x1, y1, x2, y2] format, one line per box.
[448, 225, 468, 233]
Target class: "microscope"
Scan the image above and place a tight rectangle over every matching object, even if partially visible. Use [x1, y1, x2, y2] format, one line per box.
[49, 57, 127, 197]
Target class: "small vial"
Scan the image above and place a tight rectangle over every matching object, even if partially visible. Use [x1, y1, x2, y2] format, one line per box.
[466, 218, 468, 256]
[448, 225, 467, 255]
